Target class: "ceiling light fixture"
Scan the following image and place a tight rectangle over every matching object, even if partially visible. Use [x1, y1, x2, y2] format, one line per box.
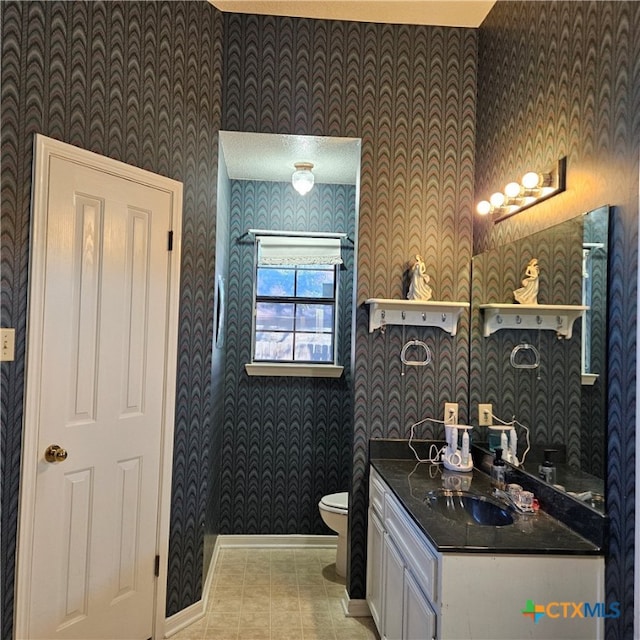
[476, 157, 566, 222]
[291, 162, 315, 196]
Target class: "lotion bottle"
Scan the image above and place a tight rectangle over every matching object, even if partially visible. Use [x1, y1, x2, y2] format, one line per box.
[491, 447, 507, 490]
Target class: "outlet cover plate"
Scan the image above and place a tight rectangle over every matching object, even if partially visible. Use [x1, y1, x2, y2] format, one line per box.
[444, 402, 458, 424]
[478, 403, 493, 426]
[1, 328, 15, 362]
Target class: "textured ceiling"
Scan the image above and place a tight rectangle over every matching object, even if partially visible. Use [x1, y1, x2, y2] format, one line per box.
[209, 1, 496, 28]
[219, 131, 361, 185]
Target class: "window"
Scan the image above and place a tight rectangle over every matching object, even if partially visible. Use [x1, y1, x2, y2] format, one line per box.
[247, 233, 344, 376]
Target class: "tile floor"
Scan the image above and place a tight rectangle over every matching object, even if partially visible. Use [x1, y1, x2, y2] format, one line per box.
[171, 547, 379, 640]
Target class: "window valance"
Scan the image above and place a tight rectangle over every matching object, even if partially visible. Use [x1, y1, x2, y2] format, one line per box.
[257, 235, 343, 266]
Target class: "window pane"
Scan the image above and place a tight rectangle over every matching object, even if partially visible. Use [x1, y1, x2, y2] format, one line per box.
[256, 268, 295, 297]
[294, 333, 333, 362]
[295, 304, 334, 332]
[256, 302, 294, 331]
[255, 332, 294, 361]
[296, 268, 335, 298]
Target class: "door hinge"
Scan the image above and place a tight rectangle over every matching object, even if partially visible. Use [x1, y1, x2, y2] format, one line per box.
[167, 230, 173, 251]
[154, 555, 160, 577]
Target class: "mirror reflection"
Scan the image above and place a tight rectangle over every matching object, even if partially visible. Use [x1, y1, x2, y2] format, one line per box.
[470, 207, 609, 511]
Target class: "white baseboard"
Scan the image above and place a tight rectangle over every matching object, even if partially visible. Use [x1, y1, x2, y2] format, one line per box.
[163, 534, 338, 637]
[341, 589, 371, 618]
[216, 534, 337, 548]
[163, 543, 219, 638]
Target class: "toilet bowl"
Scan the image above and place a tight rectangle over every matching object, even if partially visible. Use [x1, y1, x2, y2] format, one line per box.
[319, 492, 348, 577]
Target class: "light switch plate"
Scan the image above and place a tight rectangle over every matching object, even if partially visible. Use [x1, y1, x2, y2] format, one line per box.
[1, 328, 15, 362]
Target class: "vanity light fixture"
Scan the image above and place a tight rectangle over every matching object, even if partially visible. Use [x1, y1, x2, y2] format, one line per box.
[476, 157, 566, 222]
[291, 162, 315, 195]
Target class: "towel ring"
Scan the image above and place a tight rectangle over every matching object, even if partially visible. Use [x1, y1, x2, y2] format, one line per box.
[510, 343, 540, 369]
[401, 339, 432, 366]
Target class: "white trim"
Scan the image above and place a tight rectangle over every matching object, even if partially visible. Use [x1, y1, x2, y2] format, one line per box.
[245, 363, 344, 378]
[163, 601, 204, 639]
[340, 590, 371, 618]
[215, 534, 338, 548]
[15, 134, 183, 640]
[163, 545, 219, 638]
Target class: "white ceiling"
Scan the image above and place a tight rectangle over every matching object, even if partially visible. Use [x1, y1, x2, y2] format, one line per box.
[209, 1, 496, 28]
[219, 131, 361, 184]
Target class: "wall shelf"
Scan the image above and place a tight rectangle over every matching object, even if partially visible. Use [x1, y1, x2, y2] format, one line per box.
[364, 299, 469, 335]
[479, 304, 588, 339]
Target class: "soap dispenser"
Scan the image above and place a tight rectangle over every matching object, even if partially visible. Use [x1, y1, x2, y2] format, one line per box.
[538, 449, 557, 484]
[490, 447, 507, 490]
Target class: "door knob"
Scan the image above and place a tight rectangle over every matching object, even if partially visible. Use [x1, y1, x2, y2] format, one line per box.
[44, 444, 68, 463]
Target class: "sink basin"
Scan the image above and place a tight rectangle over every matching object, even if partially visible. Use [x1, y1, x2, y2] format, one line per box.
[425, 490, 514, 526]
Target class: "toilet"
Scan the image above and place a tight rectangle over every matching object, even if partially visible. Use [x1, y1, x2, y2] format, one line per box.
[318, 491, 349, 577]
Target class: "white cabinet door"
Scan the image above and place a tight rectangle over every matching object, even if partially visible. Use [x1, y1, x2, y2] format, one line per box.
[366, 508, 384, 630]
[382, 532, 405, 640]
[404, 568, 436, 640]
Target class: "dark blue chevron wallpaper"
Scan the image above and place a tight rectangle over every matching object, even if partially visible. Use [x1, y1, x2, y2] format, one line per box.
[581, 207, 609, 480]
[470, 216, 585, 468]
[476, 3, 640, 637]
[3, 1, 637, 638]
[0, 1, 222, 633]
[220, 181, 355, 534]
[222, 13, 478, 599]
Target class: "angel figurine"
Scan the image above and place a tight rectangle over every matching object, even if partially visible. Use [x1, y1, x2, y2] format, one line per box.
[513, 258, 539, 304]
[407, 254, 433, 301]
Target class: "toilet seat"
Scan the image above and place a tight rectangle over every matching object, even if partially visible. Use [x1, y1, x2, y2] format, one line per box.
[319, 491, 348, 514]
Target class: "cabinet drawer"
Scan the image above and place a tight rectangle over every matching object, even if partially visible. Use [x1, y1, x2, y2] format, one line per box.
[369, 469, 385, 517]
[384, 491, 437, 601]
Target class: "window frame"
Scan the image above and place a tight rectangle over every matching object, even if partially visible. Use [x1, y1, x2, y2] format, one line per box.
[245, 233, 344, 378]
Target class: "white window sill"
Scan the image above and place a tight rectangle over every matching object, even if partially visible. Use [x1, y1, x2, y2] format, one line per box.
[245, 363, 344, 378]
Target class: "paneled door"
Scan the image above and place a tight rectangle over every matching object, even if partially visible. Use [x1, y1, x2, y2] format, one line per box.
[16, 135, 182, 639]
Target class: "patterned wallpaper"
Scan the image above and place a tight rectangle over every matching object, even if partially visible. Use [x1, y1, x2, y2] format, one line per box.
[470, 215, 586, 470]
[4, 1, 635, 637]
[222, 13, 477, 598]
[220, 181, 355, 534]
[0, 1, 222, 632]
[476, 3, 640, 637]
[581, 208, 609, 479]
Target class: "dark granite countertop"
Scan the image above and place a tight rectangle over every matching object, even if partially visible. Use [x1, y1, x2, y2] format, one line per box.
[370, 456, 603, 556]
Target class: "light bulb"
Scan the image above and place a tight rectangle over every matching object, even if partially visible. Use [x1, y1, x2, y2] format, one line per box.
[489, 192, 505, 208]
[476, 200, 491, 215]
[521, 171, 541, 190]
[504, 182, 522, 198]
[292, 162, 315, 195]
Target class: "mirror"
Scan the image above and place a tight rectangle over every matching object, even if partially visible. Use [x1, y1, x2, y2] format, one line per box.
[470, 207, 609, 511]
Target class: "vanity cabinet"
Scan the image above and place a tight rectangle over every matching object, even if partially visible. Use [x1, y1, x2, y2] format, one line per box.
[367, 468, 436, 640]
[367, 466, 605, 640]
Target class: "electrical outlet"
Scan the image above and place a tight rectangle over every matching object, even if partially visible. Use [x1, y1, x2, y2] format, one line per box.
[444, 402, 458, 424]
[0, 328, 15, 362]
[478, 403, 493, 426]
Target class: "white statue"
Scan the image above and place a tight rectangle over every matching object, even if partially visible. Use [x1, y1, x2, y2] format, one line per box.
[513, 258, 539, 304]
[407, 254, 433, 301]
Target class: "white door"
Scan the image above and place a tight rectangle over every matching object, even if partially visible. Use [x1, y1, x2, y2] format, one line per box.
[16, 136, 182, 640]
